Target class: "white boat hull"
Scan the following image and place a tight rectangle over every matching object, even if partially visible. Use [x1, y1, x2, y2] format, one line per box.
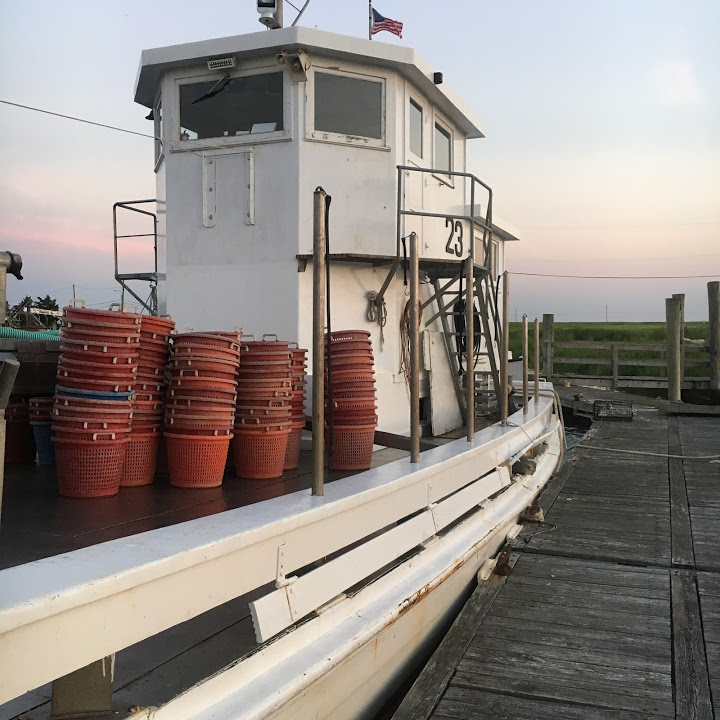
[150, 422, 561, 720]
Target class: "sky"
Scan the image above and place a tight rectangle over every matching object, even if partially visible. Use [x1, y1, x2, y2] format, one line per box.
[0, 0, 718, 321]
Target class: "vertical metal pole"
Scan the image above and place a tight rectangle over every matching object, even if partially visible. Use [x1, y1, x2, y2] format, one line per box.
[534, 318, 540, 405]
[465, 184, 476, 442]
[500, 272, 510, 426]
[409, 232, 420, 463]
[396, 167, 403, 257]
[522, 314, 528, 414]
[465, 256, 474, 441]
[274, 0, 284, 27]
[368, 1, 373, 39]
[312, 189, 326, 495]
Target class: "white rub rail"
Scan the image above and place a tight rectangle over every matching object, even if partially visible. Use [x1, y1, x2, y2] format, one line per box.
[0, 396, 555, 704]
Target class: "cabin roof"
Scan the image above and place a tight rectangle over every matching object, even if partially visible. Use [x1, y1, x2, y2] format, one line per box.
[134, 26, 485, 139]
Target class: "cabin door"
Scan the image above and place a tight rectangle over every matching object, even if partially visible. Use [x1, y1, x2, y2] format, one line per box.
[426, 331, 463, 435]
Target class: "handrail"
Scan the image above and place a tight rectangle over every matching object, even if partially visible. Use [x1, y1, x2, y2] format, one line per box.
[395, 164, 494, 267]
[112, 199, 159, 315]
[0, 396, 556, 703]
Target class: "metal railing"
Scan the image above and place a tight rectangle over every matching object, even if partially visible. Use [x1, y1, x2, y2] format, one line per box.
[395, 165, 494, 270]
[112, 199, 160, 315]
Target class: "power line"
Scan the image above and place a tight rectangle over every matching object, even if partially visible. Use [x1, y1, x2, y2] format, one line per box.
[0, 98, 209, 158]
[509, 271, 719, 279]
[523, 221, 720, 230]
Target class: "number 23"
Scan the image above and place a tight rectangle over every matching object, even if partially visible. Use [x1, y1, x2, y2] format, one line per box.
[445, 218, 463, 257]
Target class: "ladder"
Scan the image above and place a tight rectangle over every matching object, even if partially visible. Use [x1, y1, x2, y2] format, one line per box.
[394, 165, 504, 424]
[421, 266, 502, 422]
[112, 199, 164, 315]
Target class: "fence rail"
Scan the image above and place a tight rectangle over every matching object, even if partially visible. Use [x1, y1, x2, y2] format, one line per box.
[539, 282, 720, 397]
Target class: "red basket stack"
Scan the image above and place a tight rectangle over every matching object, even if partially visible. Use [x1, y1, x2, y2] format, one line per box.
[233, 335, 293, 479]
[284, 345, 308, 470]
[164, 332, 240, 487]
[53, 302, 140, 497]
[5, 401, 35, 464]
[122, 315, 175, 487]
[325, 330, 378, 470]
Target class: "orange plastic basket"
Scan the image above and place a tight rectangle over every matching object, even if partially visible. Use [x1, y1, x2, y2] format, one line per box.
[283, 425, 303, 470]
[120, 433, 161, 487]
[232, 425, 289, 479]
[54, 437, 127, 497]
[164, 432, 231, 488]
[327, 425, 376, 470]
[140, 315, 176, 335]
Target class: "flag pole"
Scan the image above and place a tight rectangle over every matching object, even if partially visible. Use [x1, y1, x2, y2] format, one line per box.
[368, 1, 372, 39]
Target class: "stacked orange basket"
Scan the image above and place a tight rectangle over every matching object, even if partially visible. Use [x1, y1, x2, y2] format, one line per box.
[164, 332, 240, 487]
[53, 302, 140, 497]
[121, 315, 175, 487]
[284, 345, 308, 470]
[233, 335, 293, 479]
[325, 330, 378, 470]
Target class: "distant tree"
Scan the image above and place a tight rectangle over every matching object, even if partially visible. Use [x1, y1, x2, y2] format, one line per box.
[34, 295, 59, 311]
[11, 296, 33, 313]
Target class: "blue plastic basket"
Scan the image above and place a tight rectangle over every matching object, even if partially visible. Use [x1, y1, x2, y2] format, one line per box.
[55, 385, 134, 401]
[30, 422, 55, 466]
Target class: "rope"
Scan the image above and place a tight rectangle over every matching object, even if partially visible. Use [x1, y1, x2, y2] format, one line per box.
[400, 298, 422, 385]
[365, 291, 387, 349]
[579, 445, 720, 460]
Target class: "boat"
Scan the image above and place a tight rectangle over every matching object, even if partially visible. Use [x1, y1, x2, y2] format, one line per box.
[0, 4, 562, 718]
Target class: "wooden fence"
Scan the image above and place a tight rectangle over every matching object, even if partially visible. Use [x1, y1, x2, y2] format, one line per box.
[540, 282, 720, 398]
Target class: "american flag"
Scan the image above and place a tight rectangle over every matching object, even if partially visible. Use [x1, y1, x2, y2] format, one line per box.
[371, 8, 403, 38]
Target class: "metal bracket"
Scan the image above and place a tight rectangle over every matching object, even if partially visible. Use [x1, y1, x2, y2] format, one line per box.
[275, 544, 290, 588]
[427, 482, 439, 533]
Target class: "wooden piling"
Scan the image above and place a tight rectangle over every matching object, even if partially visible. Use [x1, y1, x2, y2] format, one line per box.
[666, 297, 683, 402]
[709, 281, 720, 391]
[542, 314, 554, 380]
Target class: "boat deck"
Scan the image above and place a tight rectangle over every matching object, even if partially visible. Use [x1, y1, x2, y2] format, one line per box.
[0, 443, 409, 571]
[0, 443, 410, 720]
[393, 407, 720, 719]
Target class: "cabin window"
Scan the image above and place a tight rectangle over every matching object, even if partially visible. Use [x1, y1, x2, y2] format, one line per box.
[409, 99, 423, 158]
[178, 72, 283, 141]
[434, 122, 452, 173]
[314, 72, 382, 140]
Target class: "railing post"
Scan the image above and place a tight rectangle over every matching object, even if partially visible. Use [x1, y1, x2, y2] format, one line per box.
[465, 257, 475, 440]
[312, 188, 327, 495]
[673, 293, 685, 377]
[409, 232, 420, 463]
[542, 313, 554, 380]
[666, 296, 683, 403]
[500, 272, 510, 426]
[708, 281, 720, 392]
[534, 318, 540, 405]
[612, 344, 619, 389]
[522, 314, 528, 414]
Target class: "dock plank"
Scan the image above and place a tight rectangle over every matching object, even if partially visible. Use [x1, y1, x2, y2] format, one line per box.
[394, 406, 720, 720]
[434, 686, 655, 720]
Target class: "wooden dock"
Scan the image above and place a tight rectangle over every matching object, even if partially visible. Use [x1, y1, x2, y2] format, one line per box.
[393, 406, 719, 719]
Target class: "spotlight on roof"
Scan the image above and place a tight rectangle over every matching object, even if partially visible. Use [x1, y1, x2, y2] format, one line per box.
[258, 0, 280, 29]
